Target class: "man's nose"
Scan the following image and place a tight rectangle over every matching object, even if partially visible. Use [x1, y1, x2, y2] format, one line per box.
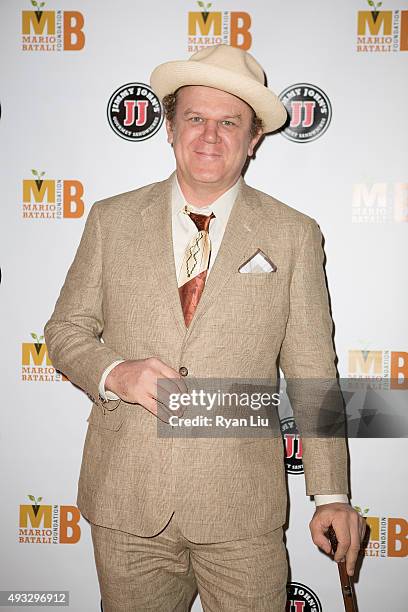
[201, 120, 220, 144]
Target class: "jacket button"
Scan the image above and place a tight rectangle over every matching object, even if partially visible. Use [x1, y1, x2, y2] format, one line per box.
[179, 366, 188, 376]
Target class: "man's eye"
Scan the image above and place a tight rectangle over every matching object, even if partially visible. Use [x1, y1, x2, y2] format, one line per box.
[221, 120, 236, 127]
[190, 116, 204, 123]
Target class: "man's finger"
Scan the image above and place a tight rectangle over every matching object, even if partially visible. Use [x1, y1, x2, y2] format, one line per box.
[360, 517, 367, 541]
[345, 522, 362, 576]
[140, 394, 160, 418]
[309, 522, 332, 554]
[332, 523, 350, 563]
[144, 394, 176, 423]
[156, 378, 187, 412]
[155, 382, 185, 417]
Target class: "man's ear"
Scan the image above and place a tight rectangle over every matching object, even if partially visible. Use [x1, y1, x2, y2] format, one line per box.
[248, 130, 263, 157]
[165, 118, 174, 145]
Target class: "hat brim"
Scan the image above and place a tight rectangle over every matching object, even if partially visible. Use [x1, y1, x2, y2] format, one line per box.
[150, 60, 287, 134]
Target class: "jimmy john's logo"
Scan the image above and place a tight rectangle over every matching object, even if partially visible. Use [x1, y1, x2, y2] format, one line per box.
[22, 332, 67, 382]
[188, 1, 252, 52]
[107, 83, 163, 142]
[279, 83, 332, 143]
[19, 495, 81, 544]
[21, 1, 85, 51]
[22, 170, 85, 219]
[280, 417, 304, 475]
[286, 582, 322, 612]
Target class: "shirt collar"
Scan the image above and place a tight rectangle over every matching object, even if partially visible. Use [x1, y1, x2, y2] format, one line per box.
[171, 172, 242, 223]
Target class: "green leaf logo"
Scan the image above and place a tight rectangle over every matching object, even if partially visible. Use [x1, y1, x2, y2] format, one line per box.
[30, 169, 46, 190]
[28, 494, 43, 517]
[28, 494, 42, 505]
[366, 0, 383, 21]
[196, 1, 212, 22]
[31, 169, 45, 178]
[31, 332, 44, 355]
[353, 504, 369, 517]
[31, 332, 44, 343]
[30, 0, 45, 24]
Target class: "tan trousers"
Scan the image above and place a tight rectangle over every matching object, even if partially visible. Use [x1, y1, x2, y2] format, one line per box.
[91, 513, 288, 612]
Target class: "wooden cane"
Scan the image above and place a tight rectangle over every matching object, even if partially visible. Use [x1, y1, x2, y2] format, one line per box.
[326, 525, 358, 612]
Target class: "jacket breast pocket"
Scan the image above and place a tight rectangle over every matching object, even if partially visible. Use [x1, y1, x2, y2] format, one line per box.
[229, 271, 281, 298]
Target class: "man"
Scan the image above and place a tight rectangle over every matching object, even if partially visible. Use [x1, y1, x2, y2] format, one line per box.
[44, 45, 365, 611]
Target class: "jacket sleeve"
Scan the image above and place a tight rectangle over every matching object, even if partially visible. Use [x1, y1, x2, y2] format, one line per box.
[279, 218, 349, 496]
[44, 202, 124, 413]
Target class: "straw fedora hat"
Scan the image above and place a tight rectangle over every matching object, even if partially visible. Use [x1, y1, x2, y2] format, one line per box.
[150, 44, 287, 134]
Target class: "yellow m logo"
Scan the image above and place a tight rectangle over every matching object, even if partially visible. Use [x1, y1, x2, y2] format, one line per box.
[188, 12, 222, 36]
[357, 11, 392, 36]
[23, 180, 55, 203]
[348, 351, 383, 375]
[22, 343, 52, 366]
[19, 504, 52, 528]
[22, 11, 55, 35]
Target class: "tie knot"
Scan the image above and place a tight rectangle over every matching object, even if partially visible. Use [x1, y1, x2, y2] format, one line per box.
[187, 210, 216, 232]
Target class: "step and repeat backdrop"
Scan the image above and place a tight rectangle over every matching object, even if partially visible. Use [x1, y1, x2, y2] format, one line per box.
[1, 0, 407, 610]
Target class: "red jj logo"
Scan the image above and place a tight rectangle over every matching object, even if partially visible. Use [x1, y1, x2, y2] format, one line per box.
[285, 433, 303, 460]
[281, 417, 304, 475]
[289, 101, 316, 128]
[279, 83, 332, 143]
[288, 602, 305, 611]
[123, 100, 148, 127]
[107, 83, 163, 142]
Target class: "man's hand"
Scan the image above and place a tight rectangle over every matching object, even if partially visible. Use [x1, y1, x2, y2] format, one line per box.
[309, 502, 366, 576]
[105, 357, 188, 420]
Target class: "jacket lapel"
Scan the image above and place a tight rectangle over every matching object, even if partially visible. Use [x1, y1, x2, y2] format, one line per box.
[140, 174, 187, 336]
[140, 175, 265, 338]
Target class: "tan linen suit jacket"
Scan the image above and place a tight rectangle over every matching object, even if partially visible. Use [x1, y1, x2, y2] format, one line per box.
[44, 173, 349, 543]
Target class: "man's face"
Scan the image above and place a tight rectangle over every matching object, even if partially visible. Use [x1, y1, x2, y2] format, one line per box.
[166, 85, 262, 191]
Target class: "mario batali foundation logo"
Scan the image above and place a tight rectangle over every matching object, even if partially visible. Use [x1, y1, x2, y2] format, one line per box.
[22, 333, 67, 382]
[187, 1, 252, 52]
[354, 505, 408, 558]
[22, 170, 85, 219]
[357, 0, 408, 52]
[348, 349, 408, 384]
[279, 84, 332, 143]
[19, 495, 81, 544]
[352, 181, 408, 223]
[21, 1, 85, 51]
[107, 83, 163, 142]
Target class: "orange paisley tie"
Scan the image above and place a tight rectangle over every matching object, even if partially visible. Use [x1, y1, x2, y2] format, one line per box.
[178, 208, 216, 327]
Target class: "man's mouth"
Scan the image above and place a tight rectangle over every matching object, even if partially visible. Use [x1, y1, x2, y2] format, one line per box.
[194, 151, 222, 158]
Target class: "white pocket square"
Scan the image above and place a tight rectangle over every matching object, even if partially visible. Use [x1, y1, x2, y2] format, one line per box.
[238, 249, 277, 273]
